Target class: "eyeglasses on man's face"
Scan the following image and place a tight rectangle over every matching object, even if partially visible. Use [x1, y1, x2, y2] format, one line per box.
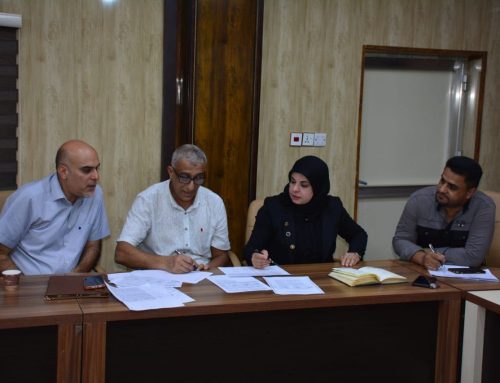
[172, 167, 205, 185]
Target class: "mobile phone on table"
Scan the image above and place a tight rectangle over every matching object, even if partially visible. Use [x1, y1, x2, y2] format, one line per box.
[448, 267, 485, 274]
[83, 275, 106, 290]
[412, 275, 438, 289]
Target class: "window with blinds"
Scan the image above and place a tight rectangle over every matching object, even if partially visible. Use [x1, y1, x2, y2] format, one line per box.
[0, 26, 18, 190]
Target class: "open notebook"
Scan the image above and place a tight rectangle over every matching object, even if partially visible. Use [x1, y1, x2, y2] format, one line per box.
[44, 275, 109, 300]
[329, 267, 407, 287]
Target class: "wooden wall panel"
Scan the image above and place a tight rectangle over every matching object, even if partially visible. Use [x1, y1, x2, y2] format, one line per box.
[1, 0, 499, 270]
[0, 0, 163, 272]
[259, 0, 500, 256]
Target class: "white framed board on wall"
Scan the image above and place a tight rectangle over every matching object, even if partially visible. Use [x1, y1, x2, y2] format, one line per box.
[359, 68, 454, 187]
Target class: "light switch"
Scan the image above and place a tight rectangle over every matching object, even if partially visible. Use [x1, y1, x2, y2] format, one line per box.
[290, 132, 302, 146]
[302, 133, 315, 146]
[314, 133, 326, 147]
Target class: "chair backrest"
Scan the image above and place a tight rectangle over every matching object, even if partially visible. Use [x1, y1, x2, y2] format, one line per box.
[482, 190, 500, 267]
[245, 199, 264, 243]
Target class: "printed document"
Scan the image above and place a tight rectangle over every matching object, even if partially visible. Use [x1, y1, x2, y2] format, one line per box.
[108, 269, 212, 287]
[207, 275, 272, 293]
[219, 265, 289, 277]
[429, 265, 499, 281]
[263, 276, 324, 295]
[106, 283, 194, 311]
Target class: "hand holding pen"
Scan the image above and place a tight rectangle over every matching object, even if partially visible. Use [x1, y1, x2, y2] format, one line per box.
[251, 249, 274, 269]
[424, 243, 446, 271]
[167, 250, 200, 273]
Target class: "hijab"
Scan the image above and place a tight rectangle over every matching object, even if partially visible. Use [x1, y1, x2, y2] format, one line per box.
[276, 156, 330, 262]
[280, 155, 330, 217]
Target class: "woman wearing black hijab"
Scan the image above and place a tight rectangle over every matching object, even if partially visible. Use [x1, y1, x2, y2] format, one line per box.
[244, 156, 367, 268]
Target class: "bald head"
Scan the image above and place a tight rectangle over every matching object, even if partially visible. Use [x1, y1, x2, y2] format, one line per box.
[55, 140, 101, 203]
[55, 140, 98, 169]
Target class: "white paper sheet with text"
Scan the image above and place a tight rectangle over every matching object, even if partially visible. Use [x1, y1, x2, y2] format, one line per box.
[219, 265, 289, 277]
[108, 269, 212, 287]
[429, 265, 499, 282]
[106, 283, 194, 311]
[263, 276, 324, 295]
[207, 275, 272, 293]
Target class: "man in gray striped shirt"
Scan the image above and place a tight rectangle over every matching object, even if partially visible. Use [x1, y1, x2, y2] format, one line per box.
[115, 145, 231, 273]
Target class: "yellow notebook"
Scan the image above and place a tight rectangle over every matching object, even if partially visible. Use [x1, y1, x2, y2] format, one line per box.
[328, 267, 407, 287]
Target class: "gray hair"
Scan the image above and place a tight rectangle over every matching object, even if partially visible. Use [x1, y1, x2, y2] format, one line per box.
[171, 144, 207, 167]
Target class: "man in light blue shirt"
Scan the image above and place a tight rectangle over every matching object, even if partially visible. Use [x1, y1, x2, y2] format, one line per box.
[0, 140, 110, 275]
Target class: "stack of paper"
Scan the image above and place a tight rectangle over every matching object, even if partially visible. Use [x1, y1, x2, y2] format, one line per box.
[106, 269, 212, 311]
[429, 265, 499, 281]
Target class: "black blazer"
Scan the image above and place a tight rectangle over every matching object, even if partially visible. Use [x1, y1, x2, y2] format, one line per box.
[244, 195, 367, 265]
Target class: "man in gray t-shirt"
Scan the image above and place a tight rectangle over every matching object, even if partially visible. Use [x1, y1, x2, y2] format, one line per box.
[393, 156, 495, 270]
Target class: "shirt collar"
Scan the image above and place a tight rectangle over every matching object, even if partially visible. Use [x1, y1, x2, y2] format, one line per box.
[166, 179, 200, 212]
[49, 173, 83, 206]
[49, 173, 67, 202]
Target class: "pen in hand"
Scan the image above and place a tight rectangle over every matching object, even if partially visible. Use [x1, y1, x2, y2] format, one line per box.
[428, 243, 444, 267]
[174, 249, 199, 272]
[253, 249, 275, 268]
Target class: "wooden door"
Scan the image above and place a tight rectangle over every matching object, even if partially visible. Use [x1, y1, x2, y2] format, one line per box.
[163, 0, 263, 260]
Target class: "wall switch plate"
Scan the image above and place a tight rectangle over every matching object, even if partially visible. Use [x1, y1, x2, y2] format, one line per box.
[290, 132, 302, 146]
[302, 132, 315, 146]
[314, 133, 327, 146]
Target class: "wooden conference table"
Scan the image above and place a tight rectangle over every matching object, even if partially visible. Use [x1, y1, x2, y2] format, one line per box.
[2, 260, 465, 383]
[78, 260, 462, 383]
[399, 262, 500, 383]
[0, 276, 82, 382]
[462, 290, 500, 383]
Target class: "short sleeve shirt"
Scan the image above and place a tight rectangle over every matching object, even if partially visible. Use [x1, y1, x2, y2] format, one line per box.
[117, 180, 230, 264]
[0, 174, 110, 275]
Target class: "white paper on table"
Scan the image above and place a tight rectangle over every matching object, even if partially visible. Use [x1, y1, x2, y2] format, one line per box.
[207, 275, 272, 293]
[108, 269, 212, 287]
[218, 265, 289, 277]
[106, 283, 194, 311]
[263, 276, 324, 295]
[429, 265, 499, 282]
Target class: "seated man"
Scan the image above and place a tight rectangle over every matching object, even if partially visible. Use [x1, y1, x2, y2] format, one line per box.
[115, 144, 230, 273]
[393, 156, 495, 270]
[0, 140, 110, 275]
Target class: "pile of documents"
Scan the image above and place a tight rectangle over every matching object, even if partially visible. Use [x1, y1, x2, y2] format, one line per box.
[106, 269, 210, 311]
[428, 265, 499, 281]
[106, 265, 324, 311]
